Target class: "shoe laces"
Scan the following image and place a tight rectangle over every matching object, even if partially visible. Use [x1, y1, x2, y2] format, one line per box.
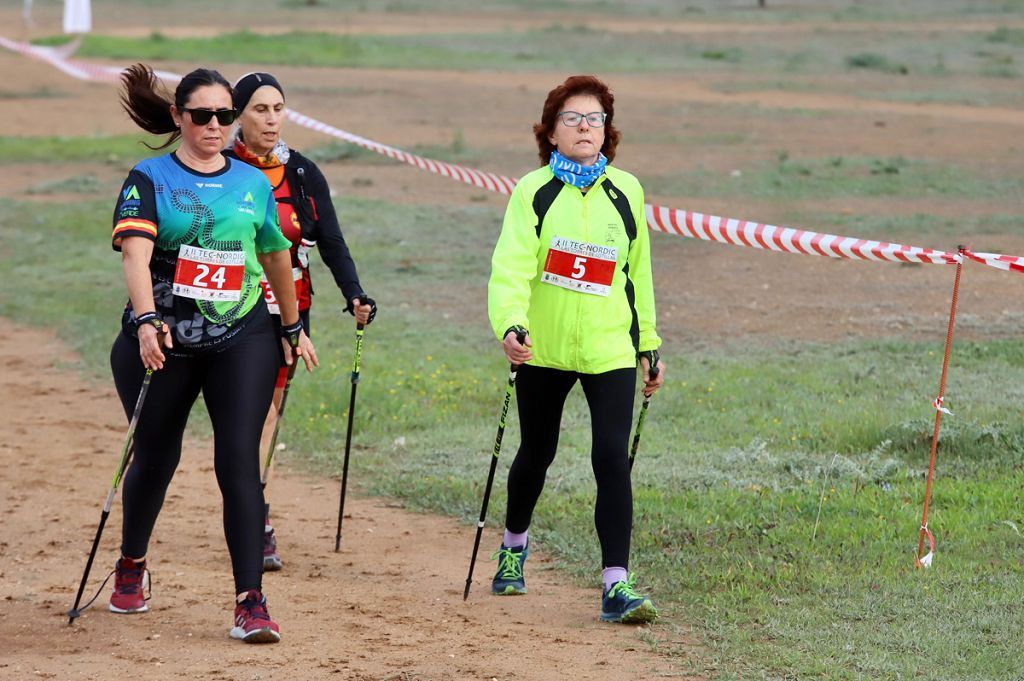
[238, 591, 272, 623]
[607, 573, 643, 601]
[114, 559, 147, 595]
[491, 546, 525, 580]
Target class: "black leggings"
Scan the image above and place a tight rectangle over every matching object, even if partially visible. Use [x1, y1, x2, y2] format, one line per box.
[110, 315, 279, 594]
[504, 364, 636, 569]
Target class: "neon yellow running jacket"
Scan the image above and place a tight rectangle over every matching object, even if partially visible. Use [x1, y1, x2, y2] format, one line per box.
[488, 165, 661, 374]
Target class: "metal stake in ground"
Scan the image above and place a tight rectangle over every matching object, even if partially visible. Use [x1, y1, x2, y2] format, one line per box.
[262, 360, 299, 490]
[916, 246, 966, 569]
[334, 322, 365, 552]
[68, 368, 153, 625]
[463, 332, 526, 600]
[629, 365, 660, 471]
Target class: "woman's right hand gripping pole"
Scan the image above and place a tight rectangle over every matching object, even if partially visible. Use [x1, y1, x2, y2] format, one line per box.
[502, 325, 532, 366]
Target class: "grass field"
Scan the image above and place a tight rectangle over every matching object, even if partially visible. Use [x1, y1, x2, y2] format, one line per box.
[3, 188, 1023, 679]
[4, 0, 1024, 676]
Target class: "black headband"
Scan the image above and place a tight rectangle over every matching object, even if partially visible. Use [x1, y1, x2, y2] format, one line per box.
[232, 72, 285, 113]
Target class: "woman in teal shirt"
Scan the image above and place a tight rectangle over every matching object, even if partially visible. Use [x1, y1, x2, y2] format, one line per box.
[107, 63, 315, 644]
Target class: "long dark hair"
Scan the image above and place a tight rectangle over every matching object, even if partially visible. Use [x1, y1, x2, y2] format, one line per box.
[532, 75, 621, 165]
[119, 64, 232, 150]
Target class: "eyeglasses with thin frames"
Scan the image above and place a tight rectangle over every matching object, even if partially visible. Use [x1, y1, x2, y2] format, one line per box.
[557, 111, 607, 128]
[181, 107, 237, 126]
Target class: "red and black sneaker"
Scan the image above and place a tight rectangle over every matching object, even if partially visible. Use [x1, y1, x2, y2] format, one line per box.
[108, 557, 149, 613]
[230, 590, 281, 644]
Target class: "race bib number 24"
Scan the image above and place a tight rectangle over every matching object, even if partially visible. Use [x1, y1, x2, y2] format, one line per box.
[173, 245, 245, 301]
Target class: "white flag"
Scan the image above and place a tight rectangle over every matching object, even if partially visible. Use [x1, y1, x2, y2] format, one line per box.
[63, 0, 92, 34]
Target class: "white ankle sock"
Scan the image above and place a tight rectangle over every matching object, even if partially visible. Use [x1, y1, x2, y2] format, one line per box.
[602, 567, 628, 591]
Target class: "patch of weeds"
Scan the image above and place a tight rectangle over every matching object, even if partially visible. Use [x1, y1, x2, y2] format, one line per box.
[869, 157, 906, 175]
[27, 175, 108, 195]
[883, 418, 1024, 465]
[303, 141, 376, 164]
[0, 87, 69, 100]
[987, 26, 1024, 46]
[701, 48, 742, 63]
[846, 52, 909, 75]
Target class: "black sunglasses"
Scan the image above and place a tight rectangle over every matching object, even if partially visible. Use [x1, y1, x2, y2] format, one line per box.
[181, 107, 237, 126]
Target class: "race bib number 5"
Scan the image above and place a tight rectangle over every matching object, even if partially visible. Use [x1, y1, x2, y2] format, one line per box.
[541, 236, 618, 296]
[173, 245, 245, 301]
[259, 268, 302, 315]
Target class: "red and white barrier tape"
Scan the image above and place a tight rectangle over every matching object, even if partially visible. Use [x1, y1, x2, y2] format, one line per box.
[644, 206, 958, 264]
[965, 250, 1024, 275]
[932, 396, 952, 415]
[5, 37, 1023, 272]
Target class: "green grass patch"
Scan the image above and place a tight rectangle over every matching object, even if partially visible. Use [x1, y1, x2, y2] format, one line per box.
[846, 52, 910, 75]
[28, 20, 1024, 82]
[987, 26, 1024, 46]
[27, 175, 111, 195]
[3, 174, 1024, 678]
[0, 135, 166, 165]
[647, 154, 1022, 201]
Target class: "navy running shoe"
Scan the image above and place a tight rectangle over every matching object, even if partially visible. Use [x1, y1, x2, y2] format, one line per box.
[600, 574, 658, 624]
[491, 544, 528, 595]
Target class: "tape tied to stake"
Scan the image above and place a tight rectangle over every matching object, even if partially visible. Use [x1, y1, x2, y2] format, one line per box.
[918, 525, 935, 569]
[932, 396, 953, 416]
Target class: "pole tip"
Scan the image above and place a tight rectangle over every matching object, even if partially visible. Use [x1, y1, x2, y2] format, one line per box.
[67, 608, 81, 625]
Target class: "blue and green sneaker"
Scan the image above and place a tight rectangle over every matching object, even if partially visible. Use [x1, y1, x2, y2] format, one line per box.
[600, 574, 658, 623]
[491, 544, 528, 595]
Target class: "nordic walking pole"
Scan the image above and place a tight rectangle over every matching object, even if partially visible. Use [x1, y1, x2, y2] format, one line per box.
[463, 331, 526, 600]
[629, 364, 661, 471]
[262, 360, 299, 489]
[68, 368, 153, 625]
[334, 321, 365, 552]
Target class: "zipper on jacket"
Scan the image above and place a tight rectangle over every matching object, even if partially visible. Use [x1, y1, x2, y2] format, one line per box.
[575, 189, 589, 370]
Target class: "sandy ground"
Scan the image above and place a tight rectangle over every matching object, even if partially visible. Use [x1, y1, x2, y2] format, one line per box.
[2, 6, 1024, 680]
[0, 319, 700, 680]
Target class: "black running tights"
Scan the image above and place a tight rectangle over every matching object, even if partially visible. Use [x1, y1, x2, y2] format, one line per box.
[504, 364, 636, 569]
[109, 318, 278, 594]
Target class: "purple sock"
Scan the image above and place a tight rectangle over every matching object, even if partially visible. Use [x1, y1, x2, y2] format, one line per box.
[503, 529, 528, 549]
[602, 567, 628, 591]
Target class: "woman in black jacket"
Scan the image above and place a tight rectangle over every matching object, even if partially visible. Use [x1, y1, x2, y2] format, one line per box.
[224, 72, 377, 571]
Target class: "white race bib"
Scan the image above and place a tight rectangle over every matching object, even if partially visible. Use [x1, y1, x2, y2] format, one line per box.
[541, 236, 617, 297]
[172, 245, 245, 301]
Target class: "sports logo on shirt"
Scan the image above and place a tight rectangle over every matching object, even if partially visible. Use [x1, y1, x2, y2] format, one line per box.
[237, 190, 256, 216]
[119, 184, 142, 219]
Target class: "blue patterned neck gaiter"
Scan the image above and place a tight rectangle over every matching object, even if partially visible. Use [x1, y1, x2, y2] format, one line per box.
[549, 150, 608, 189]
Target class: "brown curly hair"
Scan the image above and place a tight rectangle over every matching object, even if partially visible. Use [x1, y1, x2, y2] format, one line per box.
[533, 75, 620, 166]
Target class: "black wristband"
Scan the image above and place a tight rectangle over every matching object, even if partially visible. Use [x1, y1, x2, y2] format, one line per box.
[134, 311, 164, 332]
[281, 320, 303, 349]
[639, 349, 661, 376]
[504, 325, 528, 343]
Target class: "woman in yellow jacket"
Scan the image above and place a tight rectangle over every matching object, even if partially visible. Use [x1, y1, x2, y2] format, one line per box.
[487, 75, 664, 624]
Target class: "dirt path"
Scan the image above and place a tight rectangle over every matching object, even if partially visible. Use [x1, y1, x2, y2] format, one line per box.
[0, 319, 695, 680]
